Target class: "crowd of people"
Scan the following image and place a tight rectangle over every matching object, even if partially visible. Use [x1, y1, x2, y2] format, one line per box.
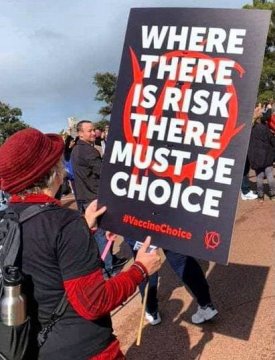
[0, 99, 274, 359]
[68, 120, 218, 328]
[241, 100, 275, 201]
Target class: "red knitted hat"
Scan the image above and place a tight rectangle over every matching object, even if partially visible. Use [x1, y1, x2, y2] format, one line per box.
[0, 128, 64, 194]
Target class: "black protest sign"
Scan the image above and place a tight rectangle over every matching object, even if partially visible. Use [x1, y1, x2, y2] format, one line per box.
[98, 8, 271, 264]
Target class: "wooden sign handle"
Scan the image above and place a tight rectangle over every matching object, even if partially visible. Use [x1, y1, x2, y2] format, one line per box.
[136, 282, 149, 346]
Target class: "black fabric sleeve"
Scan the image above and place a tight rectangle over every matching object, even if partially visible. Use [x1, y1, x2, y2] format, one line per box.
[56, 216, 102, 280]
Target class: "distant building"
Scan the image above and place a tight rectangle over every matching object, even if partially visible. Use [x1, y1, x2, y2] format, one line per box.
[67, 117, 78, 138]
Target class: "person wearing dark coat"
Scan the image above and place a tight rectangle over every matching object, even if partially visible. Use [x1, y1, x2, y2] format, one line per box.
[248, 117, 275, 201]
[0, 128, 161, 360]
[71, 121, 128, 276]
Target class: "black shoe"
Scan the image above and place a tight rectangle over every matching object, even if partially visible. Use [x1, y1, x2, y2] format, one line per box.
[258, 195, 264, 202]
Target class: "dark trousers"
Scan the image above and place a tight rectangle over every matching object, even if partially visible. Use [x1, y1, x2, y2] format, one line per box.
[164, 250, 211, 307]
[124, 239, 212, 313]
[241, 157, 251, 195]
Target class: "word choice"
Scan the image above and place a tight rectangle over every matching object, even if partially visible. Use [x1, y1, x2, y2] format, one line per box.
[111, 173, 223, 217]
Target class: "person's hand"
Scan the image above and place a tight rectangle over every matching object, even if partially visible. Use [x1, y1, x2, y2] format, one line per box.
[84, 200, 106, 229]
[135, 236, 161, 276]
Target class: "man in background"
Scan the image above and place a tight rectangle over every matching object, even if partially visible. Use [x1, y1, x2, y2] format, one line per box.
[71, 120, 128, 276]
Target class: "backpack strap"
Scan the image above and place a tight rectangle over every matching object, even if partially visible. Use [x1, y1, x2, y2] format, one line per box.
[0, 210, 20, 272]
[19, 203, 58, 223]
[0, 204, 57, 272]
[18, 203, 69, 347]
[37, 293, 68, 347]
[2, 203, 68, 347]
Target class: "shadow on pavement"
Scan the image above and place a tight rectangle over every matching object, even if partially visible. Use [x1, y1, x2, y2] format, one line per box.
[126, 261, 214, 360]
[125, 260, 269, 359]
[184, 261, 270, 341]
[126, 297, 214, 360]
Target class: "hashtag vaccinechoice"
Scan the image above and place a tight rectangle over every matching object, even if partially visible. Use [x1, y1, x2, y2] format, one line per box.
[122, 214, 192, 240]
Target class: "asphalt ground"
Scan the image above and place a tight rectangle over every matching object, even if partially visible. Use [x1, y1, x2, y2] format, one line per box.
[62, 171, 274, 360]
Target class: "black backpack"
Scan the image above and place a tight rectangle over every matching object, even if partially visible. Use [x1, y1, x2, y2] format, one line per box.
[0, 204, 67, 360]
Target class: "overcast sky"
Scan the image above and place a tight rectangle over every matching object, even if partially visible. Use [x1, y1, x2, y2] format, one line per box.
[0, 0, 252, 133]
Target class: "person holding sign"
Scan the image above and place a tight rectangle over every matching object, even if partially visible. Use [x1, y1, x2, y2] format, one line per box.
[0, 128, 162, 360]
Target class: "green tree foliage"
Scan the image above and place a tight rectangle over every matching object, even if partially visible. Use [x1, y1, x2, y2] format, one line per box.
[93, 72, 117, 118]
[0, 102, 29, 144]
[94, 2, 274, 109]
[244, 1, 275, 102]
[94, 119, 110, 131]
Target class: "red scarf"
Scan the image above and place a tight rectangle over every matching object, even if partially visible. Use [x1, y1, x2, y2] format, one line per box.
[9, 193, 61, 206]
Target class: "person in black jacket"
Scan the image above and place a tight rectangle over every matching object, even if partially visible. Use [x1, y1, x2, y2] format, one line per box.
[71, 121, 128, 276]
[0, 128, 161, 360]
[248, 116, 275, 201]
[70, 122, 102, 208]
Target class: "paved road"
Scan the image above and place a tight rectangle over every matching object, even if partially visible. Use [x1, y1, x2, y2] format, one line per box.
[63, 174, 274, 360]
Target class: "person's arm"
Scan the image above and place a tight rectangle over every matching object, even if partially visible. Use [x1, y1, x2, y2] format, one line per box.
[85, 146, 102, 178]
[57, 215, 160, 321]
[63, 262, 147, 320]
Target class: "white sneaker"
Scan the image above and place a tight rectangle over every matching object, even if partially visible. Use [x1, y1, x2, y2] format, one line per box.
[145, 312, 161, 325]
[191, 305, 218, 324]
[241, 191, 258, 200]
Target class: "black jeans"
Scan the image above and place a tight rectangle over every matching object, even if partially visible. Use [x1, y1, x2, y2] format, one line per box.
[124, 238, 211, 312]
[164, 250, 212, 307]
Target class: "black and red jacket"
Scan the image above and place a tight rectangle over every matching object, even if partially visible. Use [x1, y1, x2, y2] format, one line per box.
[10, 194, 147, 360]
